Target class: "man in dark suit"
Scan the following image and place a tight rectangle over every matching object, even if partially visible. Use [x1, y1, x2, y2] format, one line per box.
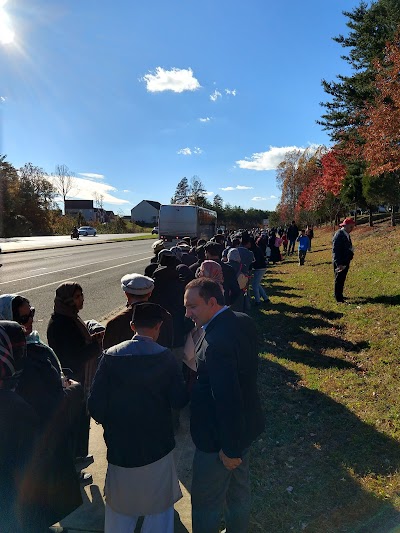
[332, 217, 356, 303]
[184, 278, 265, 533]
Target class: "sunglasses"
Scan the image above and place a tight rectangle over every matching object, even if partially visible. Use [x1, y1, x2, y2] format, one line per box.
[18, 307, 35, 325]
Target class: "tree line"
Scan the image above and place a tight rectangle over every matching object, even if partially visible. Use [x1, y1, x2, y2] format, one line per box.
[0, 156, 132, 237]
[276, 0, 400, 227]
[170, 176, 271, 229]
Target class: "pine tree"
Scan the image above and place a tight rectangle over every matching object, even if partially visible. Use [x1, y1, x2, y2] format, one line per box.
[171, 177, 189, 204]
[319, 0, 400, 142]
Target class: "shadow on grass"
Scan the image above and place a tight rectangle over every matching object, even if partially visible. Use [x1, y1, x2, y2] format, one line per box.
[353, 294, 400, 306]
[250, 359, 400, 532]
[253, 301, 362, 370]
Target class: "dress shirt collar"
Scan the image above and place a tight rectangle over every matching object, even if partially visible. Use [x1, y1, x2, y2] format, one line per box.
[202, 306, 229, 331]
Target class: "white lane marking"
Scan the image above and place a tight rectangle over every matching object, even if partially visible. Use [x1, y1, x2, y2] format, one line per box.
[0, 251, 151, 286]
[18, 256, 153, 294]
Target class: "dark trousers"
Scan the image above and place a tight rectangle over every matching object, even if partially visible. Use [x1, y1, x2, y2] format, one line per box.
[288, 240, 296, 255]
[298, 250, 307, 265]
[72, 402, 90, 458]
[334, 262, 349, 302]
[191, 448, 251, 533]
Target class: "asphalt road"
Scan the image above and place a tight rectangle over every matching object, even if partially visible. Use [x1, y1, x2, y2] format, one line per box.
[0, 240, 154, 340]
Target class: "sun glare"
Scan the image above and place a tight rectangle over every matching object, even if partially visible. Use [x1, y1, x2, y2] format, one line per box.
[0, 0, 15, 45]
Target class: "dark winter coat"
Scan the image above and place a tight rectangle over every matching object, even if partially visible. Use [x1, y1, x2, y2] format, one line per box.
[332, 228, 354, 266]
[287, 224, 299, 241]
[16, 342, 83, 526]
[150, 265, 186, 347]
[47, 313, 101, 384]
[0, 390, 39, 533]
[220, 261, 242, 306]
[88, 340, 188, 468]
[191, 309, 265, 458]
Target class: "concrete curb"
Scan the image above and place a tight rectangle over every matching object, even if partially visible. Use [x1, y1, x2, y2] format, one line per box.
[1, 236, 154, 255]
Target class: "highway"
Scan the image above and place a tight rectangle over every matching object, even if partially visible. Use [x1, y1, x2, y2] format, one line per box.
[0, 240, 154, 340]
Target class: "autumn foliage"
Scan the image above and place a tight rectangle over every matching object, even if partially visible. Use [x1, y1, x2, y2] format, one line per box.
[361, 35, 400, 176]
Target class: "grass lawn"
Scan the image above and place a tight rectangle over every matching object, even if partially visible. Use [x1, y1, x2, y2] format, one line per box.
[106, 234, 156, 242]
[249, 223, 400, 532]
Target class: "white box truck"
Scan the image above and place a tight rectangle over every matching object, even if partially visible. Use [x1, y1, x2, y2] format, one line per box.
[159, 204, 217, 243]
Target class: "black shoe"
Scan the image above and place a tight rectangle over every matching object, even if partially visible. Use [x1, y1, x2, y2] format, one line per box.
[79, 471, 93, 484]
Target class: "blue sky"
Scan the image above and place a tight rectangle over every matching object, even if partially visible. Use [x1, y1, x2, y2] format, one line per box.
[0, 0, 357, 215]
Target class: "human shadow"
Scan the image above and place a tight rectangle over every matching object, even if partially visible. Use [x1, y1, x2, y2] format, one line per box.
[252, 302, 364, 370]
[312, 261, 333, 267]
[60, 483, 105, 531]
[353, 294, 400, 306]
[250, 359, 400, 532]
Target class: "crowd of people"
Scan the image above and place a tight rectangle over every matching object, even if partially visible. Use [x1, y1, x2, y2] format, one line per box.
[0, 224, 322, 533]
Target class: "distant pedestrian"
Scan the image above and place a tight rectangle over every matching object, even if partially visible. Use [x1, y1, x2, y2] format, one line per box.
[287, 220, 299, 255]
[332, 217, 355, 303]
[89, 303, 188, 533]
[296, 230, 310, 266]
[306, 225, 314, 251]
[281, 233, 288, 254]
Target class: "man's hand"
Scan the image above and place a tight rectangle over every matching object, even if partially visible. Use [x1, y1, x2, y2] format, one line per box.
[219, 450, 242, 471]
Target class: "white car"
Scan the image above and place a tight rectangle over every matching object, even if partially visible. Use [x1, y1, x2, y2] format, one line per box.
[78, 226, 97, 236]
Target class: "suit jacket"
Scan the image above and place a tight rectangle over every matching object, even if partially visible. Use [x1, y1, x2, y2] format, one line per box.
[190, 308, 265, 458]
[332, 228, 354, 266]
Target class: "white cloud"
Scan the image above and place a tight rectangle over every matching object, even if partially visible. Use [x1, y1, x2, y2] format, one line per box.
[219, 185, 253, 191]
[141, 67, 201, 93]
[236, 145, 306, 171]
[225, 89, 237, 96]
[78, 172, 105, 180]
[0, 96, 6, 102]
[177, 147, 192, 156]
[252, 197, 267, 201]
[270, 195, 277, 199]
[47, 175, 129, 206]
[210, 90, 222, 102]
[199, 117, 211, 122]
[204, 191, 214, 197]
[177, 146, 203, 156]
[123, 189, 131, 193]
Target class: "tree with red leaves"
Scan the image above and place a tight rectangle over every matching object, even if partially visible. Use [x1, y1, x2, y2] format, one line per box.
[361, 35, 400, 224]
[320, 150, 346, 196]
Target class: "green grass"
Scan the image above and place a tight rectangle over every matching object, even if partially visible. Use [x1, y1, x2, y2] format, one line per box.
[105, 234, 156, 242]
[249, 223, 400, 532]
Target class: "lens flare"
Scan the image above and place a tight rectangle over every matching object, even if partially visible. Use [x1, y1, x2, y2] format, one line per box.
[0, 0, 15, 45]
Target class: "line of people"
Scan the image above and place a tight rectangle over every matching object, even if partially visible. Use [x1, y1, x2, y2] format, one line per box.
[0, 231, 268, 533]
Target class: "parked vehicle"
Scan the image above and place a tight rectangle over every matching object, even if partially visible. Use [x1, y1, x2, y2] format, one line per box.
[151, 226, 159, 235]
[159, 204, 217, 243]
[78, 226, 97, 236]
